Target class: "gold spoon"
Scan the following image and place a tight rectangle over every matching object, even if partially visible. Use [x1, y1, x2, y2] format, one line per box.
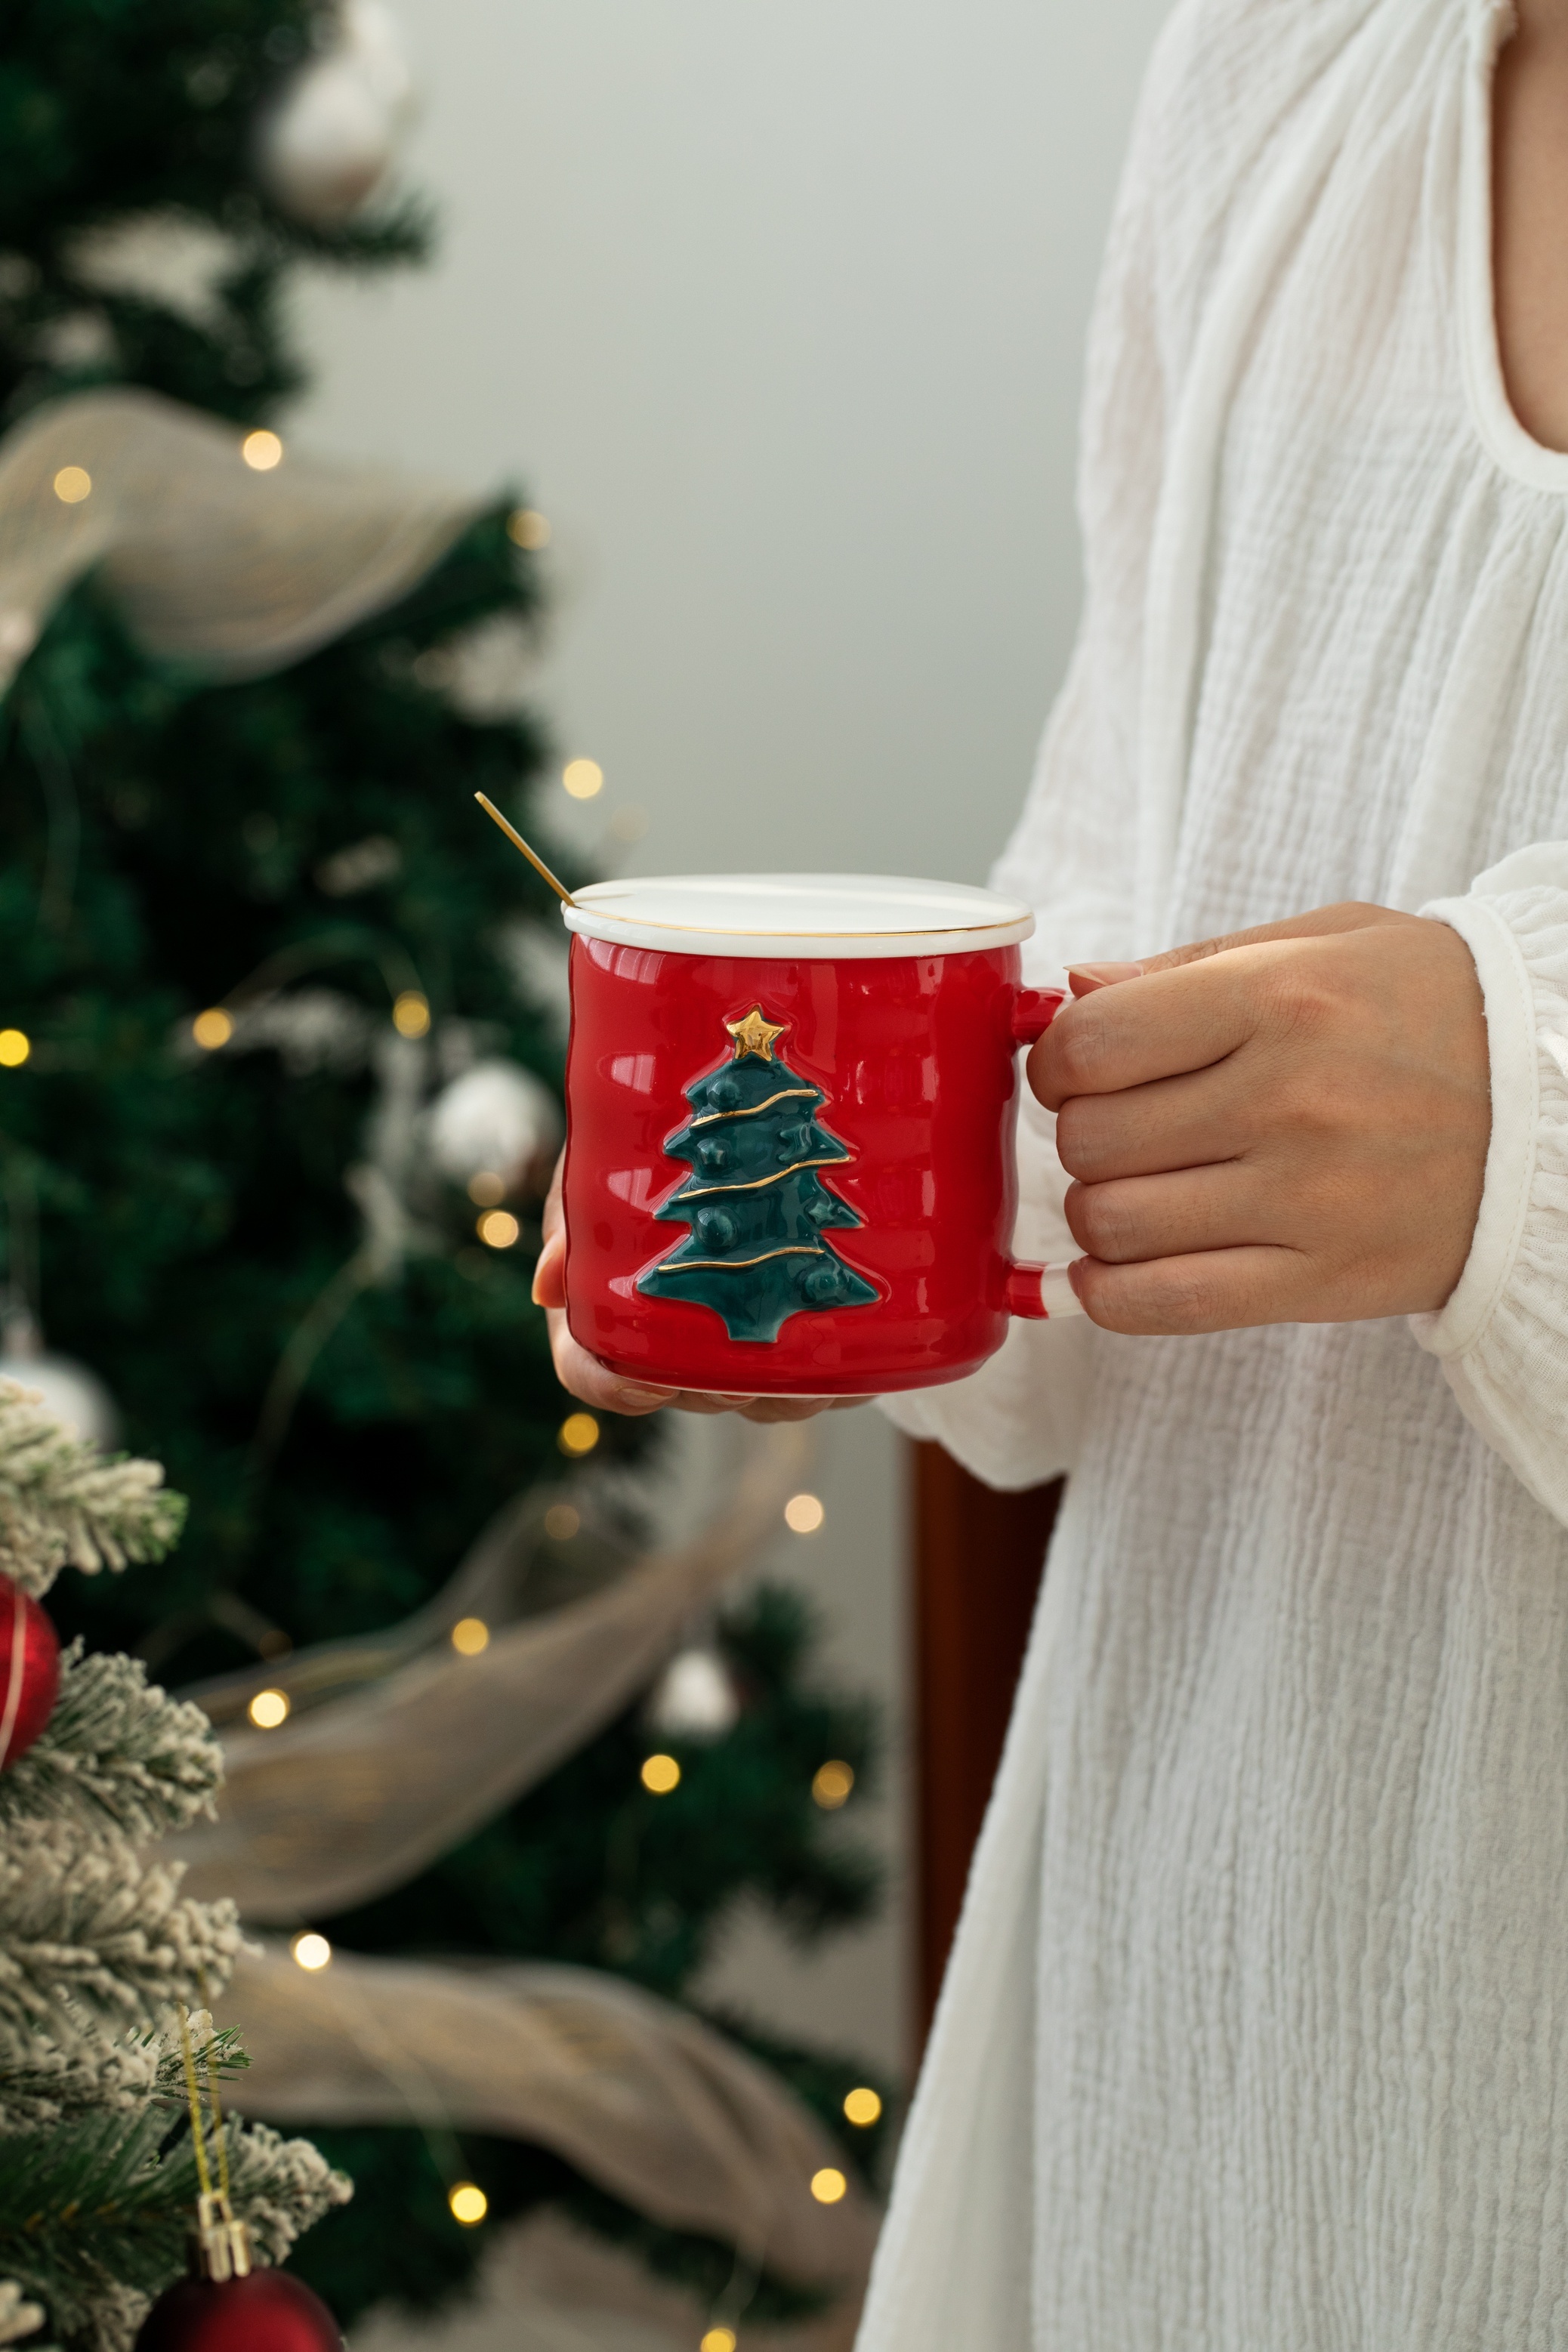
[474, 792, 577, 908]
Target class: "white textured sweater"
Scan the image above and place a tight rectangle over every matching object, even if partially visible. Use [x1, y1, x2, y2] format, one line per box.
[861, 2, 1568, 2344]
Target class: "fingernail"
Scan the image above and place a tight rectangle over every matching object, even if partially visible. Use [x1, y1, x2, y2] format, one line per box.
[616, 1382, 674, 1406]
[1069, 960, 1143, 989]
[1067, 1257, 1088, 1298]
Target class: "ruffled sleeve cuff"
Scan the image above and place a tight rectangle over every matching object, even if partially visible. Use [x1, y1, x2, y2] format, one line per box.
[1415, 844, 1568, 1526]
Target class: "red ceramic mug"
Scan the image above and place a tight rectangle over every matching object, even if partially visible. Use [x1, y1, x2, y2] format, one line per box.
[560, 874, 1082, 1398]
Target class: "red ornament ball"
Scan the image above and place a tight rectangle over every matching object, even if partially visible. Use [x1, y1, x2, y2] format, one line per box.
[0, 1570, 59, 1768]
[134, 2270, 341, 2352]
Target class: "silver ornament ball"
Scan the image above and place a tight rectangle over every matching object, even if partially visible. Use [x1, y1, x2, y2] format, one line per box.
[647, 1647, 741, 1741]
[0, 1316, 120, 1449]
[255, 0, 415, 227]
[427, 1059, 563, 1196]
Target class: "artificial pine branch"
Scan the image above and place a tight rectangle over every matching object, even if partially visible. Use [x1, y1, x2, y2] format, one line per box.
[0, 1646, 221, 1842]
[0, 2094, 348, 2352]
[0, 1386, 185, 1602]
[0, 1826, 241, 2087]
[0, 2014, 247, 2139]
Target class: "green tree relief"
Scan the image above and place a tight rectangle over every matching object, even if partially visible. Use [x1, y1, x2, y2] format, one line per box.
[637, 1007, 880, 1343]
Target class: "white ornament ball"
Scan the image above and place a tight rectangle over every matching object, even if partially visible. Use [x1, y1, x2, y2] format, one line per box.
[255, 0, 415, 227]
[0, 1320, 120, 1450]
[647, 1647, 741, 1742]
[427, 1059, 563, 1194]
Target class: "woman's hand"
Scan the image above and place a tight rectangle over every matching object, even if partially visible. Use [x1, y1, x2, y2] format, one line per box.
[531, 1154, 866, 1421]
[1026, 902, 1491, 1335]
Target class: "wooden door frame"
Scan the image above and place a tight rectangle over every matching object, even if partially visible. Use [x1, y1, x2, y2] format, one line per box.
[909, 1441, 1062, 2049]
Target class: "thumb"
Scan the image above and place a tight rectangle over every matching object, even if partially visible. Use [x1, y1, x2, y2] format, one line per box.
[1067, 960, 1144, 998]
[532, 1226, 566, 1310]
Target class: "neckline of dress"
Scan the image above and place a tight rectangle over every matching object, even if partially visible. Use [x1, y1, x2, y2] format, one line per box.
[1460, 0, 1568, 494]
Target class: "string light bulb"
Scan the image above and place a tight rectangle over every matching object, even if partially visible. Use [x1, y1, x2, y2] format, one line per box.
[544, 1502, 580, 1540]
[562, 758, 603, 801]
[558, 1412, 599, 1457]
[507, 508, 551, 550]
[242, 429, 284, 471]
[291, 1931, 332, 1971]
[477, 1209, 520, 1249]
[451, 1617, 489, 1656]
[699, 2332, 737, 2352]
[391, 989, 430, 1038]
[192, 1008, 233, 1050]
[449, 2182, 488, 2225]
[468, 1170, 505, 1206]
[812, 1759, 854, 1810]
[248, 1688, 290, 1729]
[53, 465, 91, 503]
[0, 1030, 29, 1068]
[640, 1752, 681, 1794]
[784, 1492, 824, 1535]
[810, 2168, 847, 2205]
[843, 2086, 882, 2126]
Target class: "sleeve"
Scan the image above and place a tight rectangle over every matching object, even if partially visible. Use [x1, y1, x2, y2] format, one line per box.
[878, 42, 1182, 1492]
[1413, 844, 1568, 1528]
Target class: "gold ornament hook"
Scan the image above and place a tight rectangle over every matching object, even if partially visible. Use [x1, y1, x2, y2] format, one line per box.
[474, 793, 576, 908]
[175, 2004, 252, 2281]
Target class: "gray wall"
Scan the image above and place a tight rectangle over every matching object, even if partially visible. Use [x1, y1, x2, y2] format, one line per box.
[298, 0, 1166, 2093]
[297, 0, 1168, 887]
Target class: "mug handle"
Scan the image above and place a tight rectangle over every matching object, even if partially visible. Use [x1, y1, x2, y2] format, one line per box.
[1004, 983, 1085, 1323]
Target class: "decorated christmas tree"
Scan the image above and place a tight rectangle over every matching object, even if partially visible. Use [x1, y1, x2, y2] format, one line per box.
[0, 3, 891, 2335]
[0, 1380, 349, 2351]
[640, 1008, 879, 1342]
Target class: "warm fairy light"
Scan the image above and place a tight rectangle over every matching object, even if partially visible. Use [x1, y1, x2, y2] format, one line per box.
[562, 758, 603, 801]
[477, 1209, 520, 1249]
[451, 1616, 490, 1656]
[843, 2086, 882, 2127]
[699, 2332, 736, 2352]
[544, 1502, 580, 1541]
[641, 1752, 681, 1795]
[784, 1492, 825, 1536]
[449, 2181, 488, 2225]
[812, 1759, 854, 1810]
[53, 465, 91, 504]
[248, 1687, 290, 1729]
[242, 429, 284, 471]
[507, 508, 551, 550]
[558, 1411, 600, 1457]
[0, 1030, 29, 1068]
[192, 1008, 233, 1050]
[291, 1931, 332, 1971]
[392, 989, 431, 1038]
[468, 1170, 505, 1206]
[810, 2168, 847, 2205]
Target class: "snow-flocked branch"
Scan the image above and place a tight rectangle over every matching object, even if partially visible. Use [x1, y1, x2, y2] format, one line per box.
[0, 1825, 242, 2088]
[0, 1647, 221, 1843]
[0, 1385, 185, 1601]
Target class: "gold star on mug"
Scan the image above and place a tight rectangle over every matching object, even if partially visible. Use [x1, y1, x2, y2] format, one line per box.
[725, 1006, 787, 1062]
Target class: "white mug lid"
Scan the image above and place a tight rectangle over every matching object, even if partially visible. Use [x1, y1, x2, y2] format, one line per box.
[561, 872, 1035, 960]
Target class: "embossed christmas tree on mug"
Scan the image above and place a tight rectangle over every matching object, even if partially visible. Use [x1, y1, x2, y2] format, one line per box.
[637, 1006, 880, 1341]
